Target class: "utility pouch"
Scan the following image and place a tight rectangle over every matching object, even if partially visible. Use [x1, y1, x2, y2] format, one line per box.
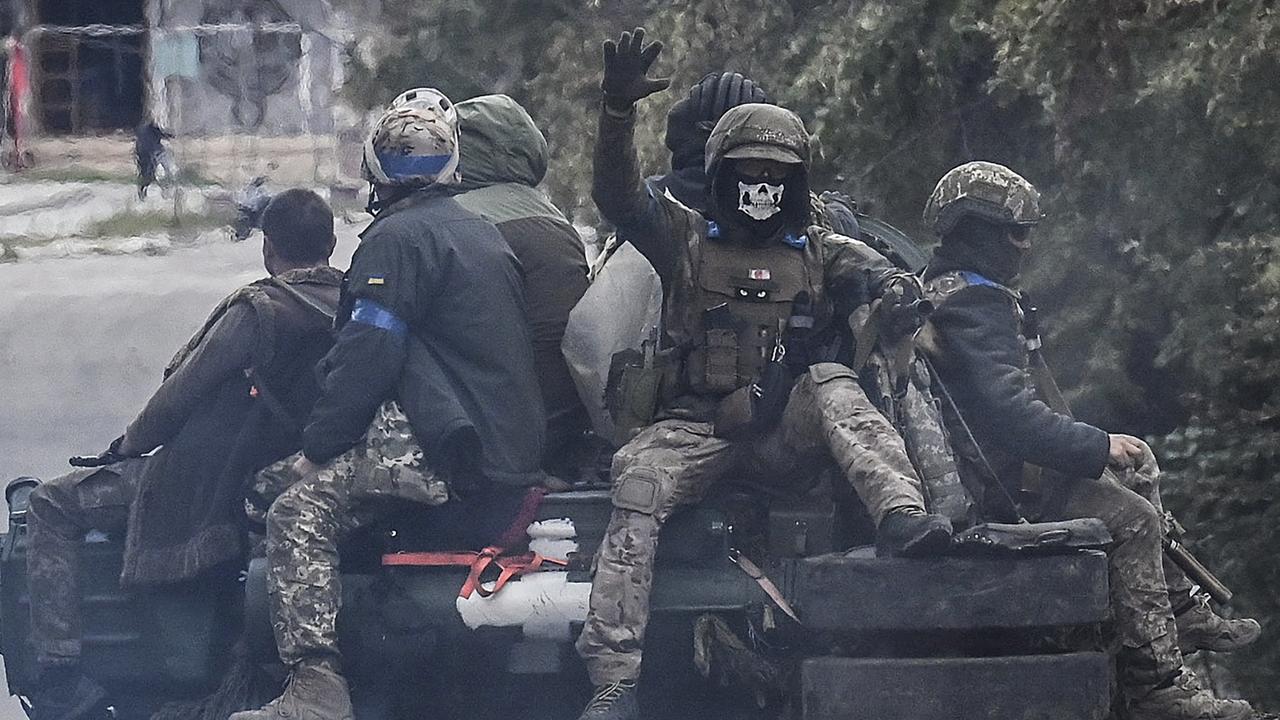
[702, 303, 741, 393]
[713, 338, 793, 440]
[606, 349, 660, 447]
[605, 331, 680, 447]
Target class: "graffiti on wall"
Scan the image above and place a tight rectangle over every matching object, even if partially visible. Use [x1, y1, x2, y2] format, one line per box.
[196, 0, 301, 128]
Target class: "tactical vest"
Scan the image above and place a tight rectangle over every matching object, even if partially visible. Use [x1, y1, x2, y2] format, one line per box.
[122, 267, 342, 585]
[166, 267, 342, 394]
[668, 220, 827, 397]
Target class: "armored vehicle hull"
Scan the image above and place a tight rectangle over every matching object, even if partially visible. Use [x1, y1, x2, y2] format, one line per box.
[0, 479, 1112, 719]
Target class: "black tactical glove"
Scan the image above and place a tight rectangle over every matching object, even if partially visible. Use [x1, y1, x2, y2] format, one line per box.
[879, 274, 932, 339]
[601, 27, 671, 112]
[69, 435, 128, 468]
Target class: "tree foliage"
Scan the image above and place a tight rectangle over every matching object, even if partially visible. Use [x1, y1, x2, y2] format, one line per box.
[340, 0, 1280, 704]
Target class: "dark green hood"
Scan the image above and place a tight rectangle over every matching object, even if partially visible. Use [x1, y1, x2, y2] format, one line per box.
[455, 94, 548, 192]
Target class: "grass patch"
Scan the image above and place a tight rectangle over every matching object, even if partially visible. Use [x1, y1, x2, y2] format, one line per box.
[84, 208, 228, 238]
[18, 164, 221, 187]
[19, 167, 137, 184]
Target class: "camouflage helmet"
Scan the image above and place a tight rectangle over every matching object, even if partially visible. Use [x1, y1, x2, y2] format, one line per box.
[923, 161, 1042, 236]
[362, 87, 461, 188]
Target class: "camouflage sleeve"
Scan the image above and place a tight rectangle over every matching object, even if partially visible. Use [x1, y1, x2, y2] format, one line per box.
[593, 106, 680, 282]
[120, 302, 257, 456]
[819, 230, 908, 307]
[927, 287, 1110, 478]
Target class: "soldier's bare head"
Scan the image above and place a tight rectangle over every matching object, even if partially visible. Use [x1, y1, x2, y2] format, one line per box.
[261, 189, 336, 275]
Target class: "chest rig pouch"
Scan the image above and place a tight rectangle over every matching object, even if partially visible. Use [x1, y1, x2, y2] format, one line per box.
[686, 232, 816, 395]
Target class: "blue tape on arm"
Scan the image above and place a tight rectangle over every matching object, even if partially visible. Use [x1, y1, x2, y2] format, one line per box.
[350, 299, 408, 337]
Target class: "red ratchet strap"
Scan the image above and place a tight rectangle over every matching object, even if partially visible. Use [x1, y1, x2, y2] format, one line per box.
[382, 546, 568, 599]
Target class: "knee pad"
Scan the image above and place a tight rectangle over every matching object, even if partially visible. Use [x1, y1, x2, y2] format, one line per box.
[612, 467, 670, 516]
[807, 362, 859, 386]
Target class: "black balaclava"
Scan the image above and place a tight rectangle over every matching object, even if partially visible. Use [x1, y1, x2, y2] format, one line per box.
[934, 215, 1030, 285]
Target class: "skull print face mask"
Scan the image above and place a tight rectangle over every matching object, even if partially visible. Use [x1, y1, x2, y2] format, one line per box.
[737, 181, 784, 221]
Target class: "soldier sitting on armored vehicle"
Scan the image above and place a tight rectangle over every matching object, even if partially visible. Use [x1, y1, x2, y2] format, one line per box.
[917, 161, 1259, 720]
[23, 189, 342, 720]
[231, 88, 551, 720]
[449, 93, 592, 473]
[573, 28, 955, 720]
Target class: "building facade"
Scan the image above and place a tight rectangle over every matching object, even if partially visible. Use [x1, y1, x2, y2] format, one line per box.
[7, 0, 347, 137]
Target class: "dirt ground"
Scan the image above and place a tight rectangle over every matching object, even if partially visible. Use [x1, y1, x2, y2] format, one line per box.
[22, 132, 364, 189]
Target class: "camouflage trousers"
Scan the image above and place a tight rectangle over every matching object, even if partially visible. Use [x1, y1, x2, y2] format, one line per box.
[263, 402, 450, 667]
[262, 401, 528, 667]
[576, 363, 926, 685]
[25, 458, 147, 666]
[1046, 442, 1187, 687]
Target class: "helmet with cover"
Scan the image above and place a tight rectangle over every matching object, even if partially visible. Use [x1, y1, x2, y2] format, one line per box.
[705, 103, 812, 231]
[362, 87, 461, 188]
[923, 161, 1041, 236]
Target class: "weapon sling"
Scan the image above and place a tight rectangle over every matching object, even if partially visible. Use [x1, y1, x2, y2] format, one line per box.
[919, 355, 1028, 524]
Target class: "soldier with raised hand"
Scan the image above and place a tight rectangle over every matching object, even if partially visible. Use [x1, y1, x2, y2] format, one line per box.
[647, 70, 769, 212]
[917, 161, 1258, 720]
[574, 28, 953, 720]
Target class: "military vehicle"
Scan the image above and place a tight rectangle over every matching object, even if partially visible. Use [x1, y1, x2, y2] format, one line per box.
[0, 469, 1113, 720]
[0, 213, 1114, 719]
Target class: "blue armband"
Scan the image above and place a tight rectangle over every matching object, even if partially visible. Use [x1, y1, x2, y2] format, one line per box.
[350, 298, 408, 337]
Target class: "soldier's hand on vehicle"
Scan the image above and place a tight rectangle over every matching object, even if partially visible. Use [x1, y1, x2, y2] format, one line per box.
[291, 455, 323, 479]
[68, 435, 127, 468]
[1107, 433, 1145, 469]
[601, 27, 671, 111]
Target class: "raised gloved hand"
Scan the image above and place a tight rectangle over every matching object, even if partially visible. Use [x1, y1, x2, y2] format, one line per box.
[601, 27, 671, 112]
[69, 435, 128, 468]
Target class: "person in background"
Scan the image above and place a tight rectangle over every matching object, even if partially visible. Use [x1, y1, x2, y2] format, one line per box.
[134, 119, 176, 200]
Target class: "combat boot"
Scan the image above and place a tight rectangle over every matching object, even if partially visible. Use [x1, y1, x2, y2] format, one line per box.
[1127, 670, 1253, 720]
[875, 507, 953, 558]
[577, 679, 639, 720]
[1175, 592, 1262, 654]
[28, 665, 107, 720]
[228, 658, 353, 720]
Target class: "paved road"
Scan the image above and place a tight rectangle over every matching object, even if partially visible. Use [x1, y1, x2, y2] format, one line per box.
[0, 219, 361, 718]
[1, 224, 359, 483]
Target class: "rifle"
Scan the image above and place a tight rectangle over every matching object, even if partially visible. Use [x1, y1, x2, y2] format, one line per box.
[1020, 297, 1234, 606]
